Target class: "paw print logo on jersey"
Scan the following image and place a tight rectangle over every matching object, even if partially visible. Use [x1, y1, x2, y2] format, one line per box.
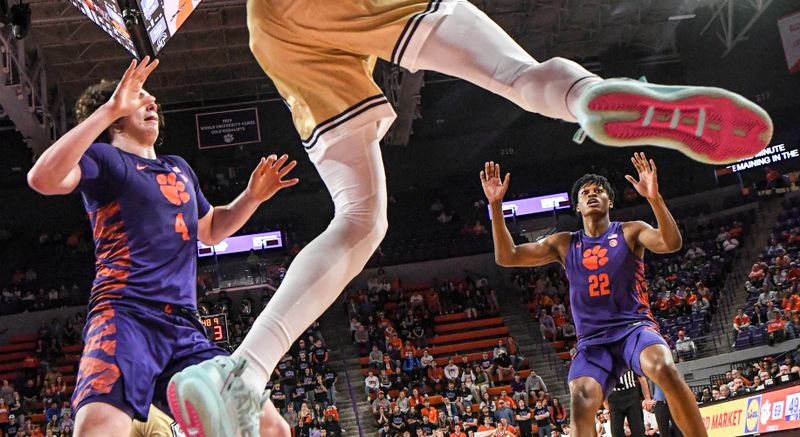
[157, 173, 191, 206]
[582, 245, 609, 271]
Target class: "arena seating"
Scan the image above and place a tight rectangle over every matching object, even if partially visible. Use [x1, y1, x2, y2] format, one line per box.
[735, 196, 800, 350]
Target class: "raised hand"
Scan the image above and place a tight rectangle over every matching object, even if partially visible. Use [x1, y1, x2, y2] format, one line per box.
[245, 154, 300, 203]
[105, 56, 160, 118]
[625, 152, 660, 200]
[480, 161, 510, 204]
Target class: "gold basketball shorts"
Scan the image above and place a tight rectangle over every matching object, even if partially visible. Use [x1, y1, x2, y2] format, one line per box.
[130, 405, 183, 437]
[247, 0, 457, 154]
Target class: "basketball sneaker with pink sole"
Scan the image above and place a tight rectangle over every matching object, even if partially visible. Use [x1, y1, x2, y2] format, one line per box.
[575, 78, 773, 165]
[167, 356, 262, 437]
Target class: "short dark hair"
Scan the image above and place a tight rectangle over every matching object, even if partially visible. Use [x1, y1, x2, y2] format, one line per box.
[74, 79, 164, 144]
[571, 173, 615, 207]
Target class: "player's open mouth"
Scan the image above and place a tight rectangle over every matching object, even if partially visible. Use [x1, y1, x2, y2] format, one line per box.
[145, 114, 158, 122]
[587, 199, 599, 206]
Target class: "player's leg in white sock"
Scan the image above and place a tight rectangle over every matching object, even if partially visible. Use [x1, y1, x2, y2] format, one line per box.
[233, 123, 388, 392]
[409, 0, 601, 122]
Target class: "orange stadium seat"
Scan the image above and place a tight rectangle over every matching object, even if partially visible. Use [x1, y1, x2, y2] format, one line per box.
[0, 352, 28, 364]
[427, 327, 510, 345]
[434, 317, 504, 333]
[0, 342, 36, 353]
[8, 334, 38, 344]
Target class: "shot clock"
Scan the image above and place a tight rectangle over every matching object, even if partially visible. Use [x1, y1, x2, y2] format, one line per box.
[200, 314, 229, 344]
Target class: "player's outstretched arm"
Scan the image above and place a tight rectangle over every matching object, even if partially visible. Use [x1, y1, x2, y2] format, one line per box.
[624, 152, 682, 254]
[198, 154, 299, 245]
[27, 57, 159, 195]
[481, 161, 566, 267]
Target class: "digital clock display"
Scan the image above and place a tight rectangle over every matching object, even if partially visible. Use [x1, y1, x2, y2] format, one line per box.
[200, 314, 229, 344]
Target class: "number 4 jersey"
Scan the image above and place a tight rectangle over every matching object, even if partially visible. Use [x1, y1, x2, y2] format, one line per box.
[565, 221, 657, 346]
[77, 143, 210, 311]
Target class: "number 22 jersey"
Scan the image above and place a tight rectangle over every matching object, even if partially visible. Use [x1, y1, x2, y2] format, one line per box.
[564, 221, 657, 345]
[77, 143, 210, 311]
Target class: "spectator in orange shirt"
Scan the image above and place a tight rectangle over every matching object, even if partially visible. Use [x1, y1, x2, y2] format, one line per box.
[749, 262, 766, 282]
[477, 416, 496, 433]
[388, 332, 403, 350]
[408, 387, 423, 409]
[427, 361, 445, 392]
[401, 340, 417, 359]
[421, 398, 439, 423]
[552, 308, 566, 330]
[786, 262, 800, 284]
[450, 423, 467, 437]
[767, 310, 787, 346]
[497, 418, 518, 436]
[323, 404, 340, 422]
[733, 308, 752, 334]
[782, 291, 800, 314]
[685, 291, 697, 307]
[729, 221, 744, 239]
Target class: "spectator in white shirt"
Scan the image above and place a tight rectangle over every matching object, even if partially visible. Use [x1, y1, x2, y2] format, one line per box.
[684, 242, 706, 260]
[365, 371, 380, 397]
[722, 234, 739, 252]
[758, 284, 777, 306]
[409, 291, 425, 310]
[674, 330, 696, 361]
[444, 359, 460, 383]
[420, 350, 434, 368]
[538, 310, 556, 341]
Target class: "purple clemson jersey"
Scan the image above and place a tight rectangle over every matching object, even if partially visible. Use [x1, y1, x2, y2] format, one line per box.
[564, 221, 657, 345]
[77, 143, 210, 311]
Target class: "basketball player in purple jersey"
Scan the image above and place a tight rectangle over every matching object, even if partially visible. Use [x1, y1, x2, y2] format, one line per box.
[481, 152, 705, 437]
[26, 57, 294, 437]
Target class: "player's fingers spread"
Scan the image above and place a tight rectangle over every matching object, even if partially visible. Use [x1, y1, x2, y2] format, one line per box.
[273, 154, 289, 169]
[136, 56, 150, 73]
[282, 178, 300, 187]
[625, 175, 637, 184]
[649, 159, 657, 173]
[278, 160, 297, 177]
[479, 170, 485, 182]
[484, 162, 491, 178]
[142, 59, 160, 79]
[503, 173, 510, 186]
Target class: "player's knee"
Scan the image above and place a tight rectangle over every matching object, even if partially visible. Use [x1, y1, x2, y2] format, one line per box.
[644, 359, 682, 388]
[569, 382, 600, 415]
[337, 193, 388, 246]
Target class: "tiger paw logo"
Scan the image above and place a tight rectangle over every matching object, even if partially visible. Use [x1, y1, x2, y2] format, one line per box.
[582, 245, 609, 271]
[157, 173, 191, 206]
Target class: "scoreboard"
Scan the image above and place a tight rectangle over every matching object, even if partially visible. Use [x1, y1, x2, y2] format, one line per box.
[200, 314, 229, 344]
[67, 0, 204, 58]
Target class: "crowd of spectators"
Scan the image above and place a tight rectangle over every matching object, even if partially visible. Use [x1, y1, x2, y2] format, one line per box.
[0, 229, 95, 316]
[693, 347, 800, 405]
[346, 271, 574, 436]
[734, 197, 800, 350]
[0, 313, 85, 437]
